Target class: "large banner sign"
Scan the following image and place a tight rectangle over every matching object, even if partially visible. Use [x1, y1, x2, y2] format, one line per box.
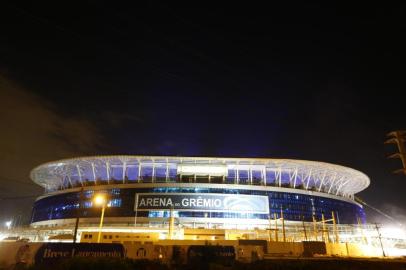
[135, 193, 269, 214]
[34, 243, 125, 265]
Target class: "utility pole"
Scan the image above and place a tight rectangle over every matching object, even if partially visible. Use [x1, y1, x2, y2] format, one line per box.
[385, 130, 406, 175]
[374, 223, 386, 257]
[301, 216, 308, 241]
[331, 211, 339, 243]
[321, 213, 326, 242]
[274, 213, 278, 242]
[312, 215, 318, 241]
[280, 207, 286, 242]
[73, 187, 84, 243]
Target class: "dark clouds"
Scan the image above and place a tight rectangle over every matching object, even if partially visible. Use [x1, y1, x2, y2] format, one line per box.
[0, 75, 106, 222]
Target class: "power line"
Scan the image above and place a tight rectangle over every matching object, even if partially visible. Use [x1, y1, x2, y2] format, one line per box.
[355, 196, 402, 226]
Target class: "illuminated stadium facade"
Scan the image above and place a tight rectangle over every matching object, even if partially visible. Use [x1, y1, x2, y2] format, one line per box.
[29, 156, 370, 229]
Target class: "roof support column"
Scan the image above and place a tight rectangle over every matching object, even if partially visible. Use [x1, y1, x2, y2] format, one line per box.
[91, 162, 96, 183]
[122, 162, 127, 183]
[335, 179, 349, 196]
[106, 162, 110, 184]
[305, 169, 313, 190]
[292, 168, 298, 188]
[67, 175, 73, 188]
[138, 163, 142, 183]
[152, 162, 155, 183]
[165, 161, 169, 183]
[76, 164, 83, 187]
[249, 167, 252, 185]
[318, 171, 327, 192]
[327, 172, 338, 194]
[236, 165, 239, 185]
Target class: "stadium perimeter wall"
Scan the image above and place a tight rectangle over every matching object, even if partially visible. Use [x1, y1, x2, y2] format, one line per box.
[0, 240, 385, 268]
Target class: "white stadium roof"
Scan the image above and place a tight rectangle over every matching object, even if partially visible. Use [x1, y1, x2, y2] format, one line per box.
[30, 155, 370, 198]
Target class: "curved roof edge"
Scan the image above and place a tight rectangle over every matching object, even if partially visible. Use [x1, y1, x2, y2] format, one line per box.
[30, 155, 370, 196]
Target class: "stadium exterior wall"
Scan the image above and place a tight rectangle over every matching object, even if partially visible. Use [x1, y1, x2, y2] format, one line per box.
[30, 183, 365, 228]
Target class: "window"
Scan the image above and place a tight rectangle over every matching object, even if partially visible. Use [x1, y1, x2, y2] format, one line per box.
[126, 165, 140, 181]
[140, 165, 153, 182]
[108, 198, 122, 207]
[110, 165, 124, 181]
[251, 170, 263, 185]
[110, 189, 120, 195]
[266, 170, 277, 185]
[154, 164, 167, 182]
[226, 169, 236, 184]
[238, 170, 249, 184]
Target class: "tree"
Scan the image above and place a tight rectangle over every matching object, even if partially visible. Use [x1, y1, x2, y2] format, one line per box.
[385, 130, 406, 175]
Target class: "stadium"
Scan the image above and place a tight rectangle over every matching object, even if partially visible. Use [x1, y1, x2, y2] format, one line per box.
[30, 155, 369, 235]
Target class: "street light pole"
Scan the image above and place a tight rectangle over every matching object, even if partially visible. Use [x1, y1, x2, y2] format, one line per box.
[94, 194, 107, 244]
[97, 203, 106, 243]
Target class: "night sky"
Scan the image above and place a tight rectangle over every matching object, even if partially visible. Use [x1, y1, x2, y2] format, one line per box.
[0, 2, 405, 226]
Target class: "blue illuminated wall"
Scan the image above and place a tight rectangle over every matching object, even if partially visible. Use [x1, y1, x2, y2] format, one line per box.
[31, 187, 365, 224]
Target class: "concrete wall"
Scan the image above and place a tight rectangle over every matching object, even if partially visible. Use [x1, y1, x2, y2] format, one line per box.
[267, 242, 304, 256]
[0, 242, 42, 268]
[325, 243, 348, 256]
[325, 243, 382, 257]
[265, 242, 383, 258]
[0, 240, 391, 268]
[346, 243, 382, 257]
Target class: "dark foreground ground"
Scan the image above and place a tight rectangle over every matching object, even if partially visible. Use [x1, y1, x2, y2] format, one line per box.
[21, 257, 406, 270]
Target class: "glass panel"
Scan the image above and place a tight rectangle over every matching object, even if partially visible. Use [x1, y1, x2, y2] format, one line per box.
[108, 198, 122, 207]
[96, 164, 108, 184]
[140, 164, 153, 182]
[307, 176, 318, 191]
[210, 176, 223, 184]
[126, 165, 139, 181]
[280, 172, 290, 187]
[226, 169, 236, 184]
[195, 175, 209, 183]
[238, 170, 249, 185]
[252, 170, 262, 185]
[168, 165, 177, 182]
[110, 165, 123, 182]
[154, 164, 167, 182]
[180, 175, 194, 183]
[81, 164, 95, 184]
[266, 169, 277, 185]
[70, 170, 81, 186]
[294, 174, 304, 188]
